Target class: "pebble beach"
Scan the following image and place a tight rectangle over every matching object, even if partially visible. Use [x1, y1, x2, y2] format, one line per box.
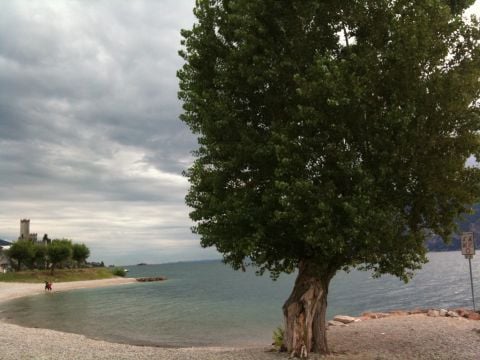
[0, 279, 479, 359]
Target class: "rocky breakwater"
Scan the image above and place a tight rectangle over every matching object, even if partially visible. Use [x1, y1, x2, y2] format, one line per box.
[328, 308, 480, 327]
[136, 276, 167, 282]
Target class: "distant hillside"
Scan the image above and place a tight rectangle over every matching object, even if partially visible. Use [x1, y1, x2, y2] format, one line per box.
[0, 239, 12, 246]
[425, 236, 462, 252]
[425, 204, 480, 252]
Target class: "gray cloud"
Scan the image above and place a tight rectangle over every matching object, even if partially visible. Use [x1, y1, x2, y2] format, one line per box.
[0, 0, 212, 265]
[1, 1, 479, 265]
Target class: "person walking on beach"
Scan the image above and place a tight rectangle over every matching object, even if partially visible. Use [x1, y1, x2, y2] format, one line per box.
[44, 281, 52, 292]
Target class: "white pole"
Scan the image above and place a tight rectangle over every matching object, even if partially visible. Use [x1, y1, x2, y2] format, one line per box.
[462, 232, 476, 312]
[468, 256, 476, 312]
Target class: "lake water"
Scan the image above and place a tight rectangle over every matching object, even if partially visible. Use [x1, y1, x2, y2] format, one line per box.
[0, 252, 479, 347]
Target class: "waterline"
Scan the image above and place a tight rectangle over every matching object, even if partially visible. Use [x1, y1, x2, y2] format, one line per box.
[0, 252, 478, 347]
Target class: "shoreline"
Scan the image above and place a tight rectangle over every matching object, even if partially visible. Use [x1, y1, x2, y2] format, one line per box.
[0, 277, 138, 305]
[0, 280, 479, 359]
[0, 278, 274, 359]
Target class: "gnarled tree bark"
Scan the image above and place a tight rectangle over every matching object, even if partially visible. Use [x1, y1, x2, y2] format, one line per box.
[282, 261, 335, 357]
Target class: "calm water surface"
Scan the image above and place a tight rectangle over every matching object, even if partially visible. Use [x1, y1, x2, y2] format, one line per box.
[0, 252, 478, 347]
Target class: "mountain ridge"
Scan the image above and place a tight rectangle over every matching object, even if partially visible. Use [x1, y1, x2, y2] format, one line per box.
[425, 205, 480, 251]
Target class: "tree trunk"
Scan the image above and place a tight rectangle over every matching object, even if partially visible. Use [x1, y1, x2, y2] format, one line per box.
[282, 261, 334, 357]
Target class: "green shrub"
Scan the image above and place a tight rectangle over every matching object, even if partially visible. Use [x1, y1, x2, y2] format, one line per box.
[112, 267, 126, 277]
[272, 326, 284, 350]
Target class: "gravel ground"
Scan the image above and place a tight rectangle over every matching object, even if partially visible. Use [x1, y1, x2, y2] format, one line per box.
[0, 322, 278, 360]
[322, 314, 480, 360]
[1, 314, 478, 359]
[0, 281, 479, 359]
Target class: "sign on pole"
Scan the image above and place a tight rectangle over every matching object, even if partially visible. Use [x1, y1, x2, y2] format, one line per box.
[461, 232, 476, 311]
[461, 232, 475, 257]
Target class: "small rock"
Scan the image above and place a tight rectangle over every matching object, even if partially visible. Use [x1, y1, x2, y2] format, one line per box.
[439, 309, 448, 317]
[389, 311, 409, 316]
[361, 312, 390, 319]
[328, 320, 346, 326]
[373, 312, 391, 319]
[467, 312, 480, 320]
[427, 309, 440, 317]
[409, 309, 428, 314]
[455, 308, 469, 317]
[333, 315, 357, 324]
[447, 311, 459, 317]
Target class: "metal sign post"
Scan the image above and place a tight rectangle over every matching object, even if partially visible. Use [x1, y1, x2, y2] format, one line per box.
[461, 232, 476, 311]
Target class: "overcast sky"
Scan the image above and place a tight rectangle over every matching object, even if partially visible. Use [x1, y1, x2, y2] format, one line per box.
[1, 1, 480, 265]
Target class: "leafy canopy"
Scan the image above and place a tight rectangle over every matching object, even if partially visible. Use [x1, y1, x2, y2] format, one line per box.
[178, 0, 480, 281]
[7, 240, 34, 270]
[47, 239, 73, 271]
[72, 243, 90, 265]
[32, 243, 48, 269]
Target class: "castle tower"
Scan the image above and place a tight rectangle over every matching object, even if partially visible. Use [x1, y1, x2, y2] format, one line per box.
[20, 219, 30, 240]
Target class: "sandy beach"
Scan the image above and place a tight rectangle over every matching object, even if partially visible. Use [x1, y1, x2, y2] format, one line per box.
[0, 279, 479, 359]
[0, 277, 138, 303]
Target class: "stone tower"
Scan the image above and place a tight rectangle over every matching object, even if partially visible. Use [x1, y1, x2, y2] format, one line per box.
[20, 219, 30, 240]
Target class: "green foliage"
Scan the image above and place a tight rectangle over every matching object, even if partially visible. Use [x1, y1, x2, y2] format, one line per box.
[4, 239, 93, 274]
[72, 243, 90, 267]
[112, 267, 126, 277]
[47, 239, 73, 274]
[7, 240, 34, 270]
[179, 0, 480, 282]
[32, 243, 47, 270]
[272, 327, 285, 350]
[446, 0, 476, 14]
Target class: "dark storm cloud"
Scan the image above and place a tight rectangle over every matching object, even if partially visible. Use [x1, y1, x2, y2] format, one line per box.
[0, 1, 196, 160]
[0, 0, 197, 154]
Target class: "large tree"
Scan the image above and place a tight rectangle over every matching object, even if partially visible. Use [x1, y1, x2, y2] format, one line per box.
[178, 0, 480, 356]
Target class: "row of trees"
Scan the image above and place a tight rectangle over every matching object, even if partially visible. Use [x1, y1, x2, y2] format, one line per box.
[6, 239, 90, 273]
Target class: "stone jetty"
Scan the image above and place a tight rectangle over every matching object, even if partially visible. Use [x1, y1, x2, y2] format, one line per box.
[135, 276, 167, 282]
